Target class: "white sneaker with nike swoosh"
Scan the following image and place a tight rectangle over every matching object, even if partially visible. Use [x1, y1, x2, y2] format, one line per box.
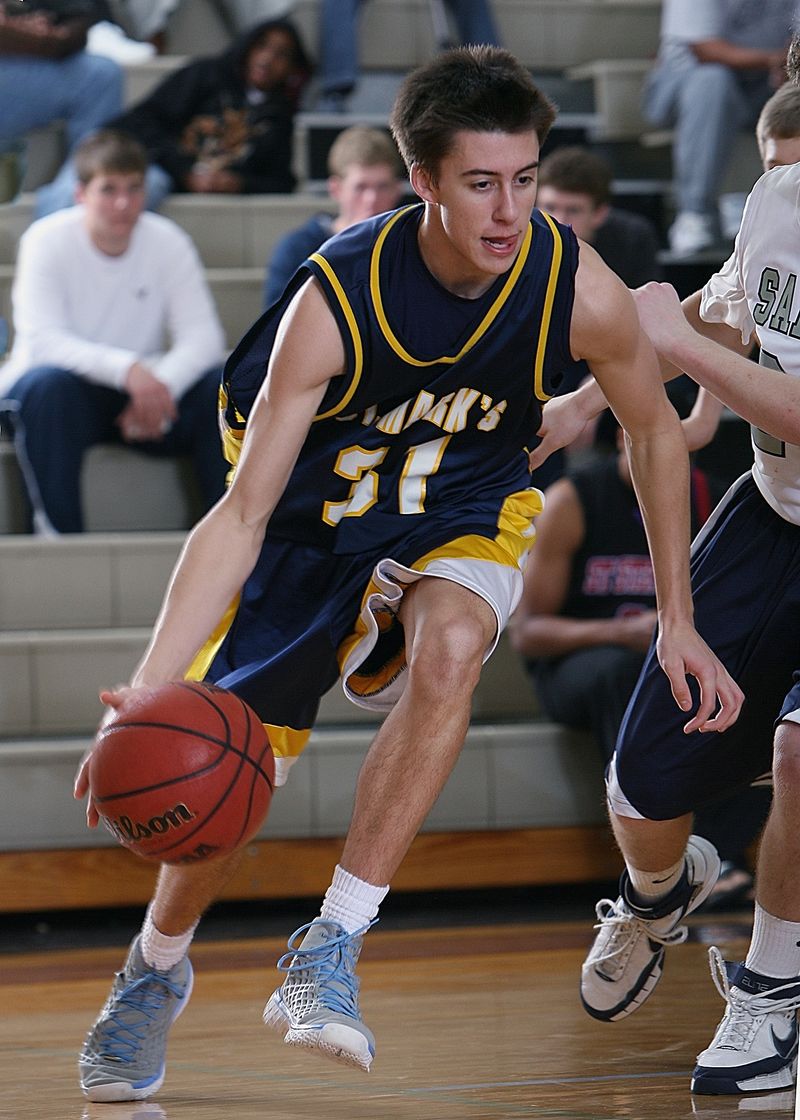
[692, 947, 800, 1095]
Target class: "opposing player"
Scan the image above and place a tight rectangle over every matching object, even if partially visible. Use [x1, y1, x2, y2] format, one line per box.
[73, 46, 740, 1102]
[535, 31, 800, 1101]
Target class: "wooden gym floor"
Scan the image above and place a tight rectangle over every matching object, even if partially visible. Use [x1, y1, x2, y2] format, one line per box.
[1, 897, 785, 1120]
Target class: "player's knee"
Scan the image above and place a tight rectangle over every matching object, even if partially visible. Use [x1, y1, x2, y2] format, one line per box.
[773, 721, 800, 795]
[408, 615, 486, 695]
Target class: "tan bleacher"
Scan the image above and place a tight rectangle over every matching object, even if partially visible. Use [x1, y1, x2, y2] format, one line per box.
[1, 1, 660, 911]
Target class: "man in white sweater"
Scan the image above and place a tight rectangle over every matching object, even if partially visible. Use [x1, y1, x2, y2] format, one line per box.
[0, 129, 227, 533]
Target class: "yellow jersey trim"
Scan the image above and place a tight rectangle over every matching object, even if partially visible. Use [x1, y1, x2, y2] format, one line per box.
[533, 210, 563, 403]
[308, 252, 365, 420]
[369, 206, 533, 367]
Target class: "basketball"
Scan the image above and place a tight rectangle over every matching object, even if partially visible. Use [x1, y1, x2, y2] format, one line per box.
[89, 681, 275, 864]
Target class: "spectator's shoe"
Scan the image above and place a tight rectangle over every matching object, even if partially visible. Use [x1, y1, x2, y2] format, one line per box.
[79, 936, 193, 1102]
[263, 918, 375, 1070]
[581, 834, 720, 1021]
[669, 211, 716, 256]
[691, 948, 800, 1095]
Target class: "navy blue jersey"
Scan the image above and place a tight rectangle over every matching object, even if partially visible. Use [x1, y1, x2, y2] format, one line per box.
[222, 203, 578, 556]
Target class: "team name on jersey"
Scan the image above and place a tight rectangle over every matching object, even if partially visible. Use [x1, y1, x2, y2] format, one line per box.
[753, 267, 800, 337]
[341, 386, 508, 436]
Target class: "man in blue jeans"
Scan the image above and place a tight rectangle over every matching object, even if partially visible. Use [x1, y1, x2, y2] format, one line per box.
[317, 0, 500, 111]
[0, 130, 228, 533]
[643, 0, 798, 256]
[0, 2, 123, 214]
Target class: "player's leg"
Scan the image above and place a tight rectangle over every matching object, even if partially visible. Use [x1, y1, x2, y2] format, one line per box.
[79, 851, 245, 1101]
[582, 476, 800, 1026]
[263, 576, 497, 1069]
[692, 710, 800, 1096]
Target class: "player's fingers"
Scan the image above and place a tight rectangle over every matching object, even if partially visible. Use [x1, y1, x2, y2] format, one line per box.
[73, 755, 90, 799]
[692, 674, 745, 734]
[99, 684, 134, 712]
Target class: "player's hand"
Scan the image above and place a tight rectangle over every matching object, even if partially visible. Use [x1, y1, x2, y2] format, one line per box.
[73, 684, 140, 827]
[655, 621, 744, 734]
[632, 283, 694, 359]
[616, 609, 658, 653]
[529, 392, 596, 471]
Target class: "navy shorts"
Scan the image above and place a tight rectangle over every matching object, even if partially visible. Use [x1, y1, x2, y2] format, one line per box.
[614, 474, 800, 819]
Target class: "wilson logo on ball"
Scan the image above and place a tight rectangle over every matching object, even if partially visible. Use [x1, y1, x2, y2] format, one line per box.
[102, 802, 196, 844]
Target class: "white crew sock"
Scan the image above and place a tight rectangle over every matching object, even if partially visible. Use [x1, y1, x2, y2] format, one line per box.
[319, 864, 389, 934]
[745, 903, 800, 980]
[627, 856, 686, 904]
[140, 903, 198, 970]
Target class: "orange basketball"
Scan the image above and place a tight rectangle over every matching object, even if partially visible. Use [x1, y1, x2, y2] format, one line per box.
[89, 681, 274, 864]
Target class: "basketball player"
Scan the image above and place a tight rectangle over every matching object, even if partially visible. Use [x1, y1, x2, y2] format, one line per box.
[532, 31, 800, 1101]
[73, 46, 740, 1102]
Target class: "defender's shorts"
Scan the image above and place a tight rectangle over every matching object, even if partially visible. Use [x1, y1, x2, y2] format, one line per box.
[186, 487, 541, 785]
[610, 473, 800, 820]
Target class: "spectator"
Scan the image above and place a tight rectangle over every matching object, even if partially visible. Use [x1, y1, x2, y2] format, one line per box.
[0, 1, 123, 210]
[0, 130, 228, 534]
[263, 125, 404, 307]
[536, 146, 661, 289]
[38, 16, 312, 214]
[643, 0, 798, 257]
[113, 1, 296, 48]
[510, 416, 769, 910]
[317, 0, 500, 112]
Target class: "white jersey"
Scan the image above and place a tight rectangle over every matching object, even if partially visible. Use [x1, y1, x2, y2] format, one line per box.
[701, 163, 800, 525]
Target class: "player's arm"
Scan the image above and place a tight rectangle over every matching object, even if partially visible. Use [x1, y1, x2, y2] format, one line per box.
[132, 278, 343, 688]
[570, 245, 743, 732]
[509, 477, 656, 659]
[634, 282, 800, 444]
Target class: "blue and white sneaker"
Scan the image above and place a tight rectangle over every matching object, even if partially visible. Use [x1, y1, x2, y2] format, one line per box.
[79, 936, 193, 1101]
[581, 835, 720, 1021]
[263, 918, 375, 1071]
[691, 947, 800, 1095]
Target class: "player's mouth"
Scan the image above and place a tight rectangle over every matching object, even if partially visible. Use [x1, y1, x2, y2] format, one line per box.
[482, 234, 519, 256]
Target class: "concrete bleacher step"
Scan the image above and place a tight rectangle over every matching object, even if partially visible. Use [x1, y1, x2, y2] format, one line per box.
[0, 719, 604, 854]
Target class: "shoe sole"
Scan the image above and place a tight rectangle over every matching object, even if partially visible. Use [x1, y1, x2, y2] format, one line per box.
[263, 992, 373, 1072]
[691, 1058, 797, 1095]
[581, 835, 721, 1022]
[80, 968, 194, 1102]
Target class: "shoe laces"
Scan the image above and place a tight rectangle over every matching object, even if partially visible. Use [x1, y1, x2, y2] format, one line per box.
[591, 896, 688, 968]
[276, 920, 375, 1020]
[90, 969, 185, 1063]
[708, 946, 800, 1050]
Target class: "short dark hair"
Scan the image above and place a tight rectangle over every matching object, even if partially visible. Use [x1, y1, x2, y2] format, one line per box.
[537, 146, 612, 208]
[757, 82, 800, 145]
[389, 45, 556, 177]
[74, 130, 148, 185]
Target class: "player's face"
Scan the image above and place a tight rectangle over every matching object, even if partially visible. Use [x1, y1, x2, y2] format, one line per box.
[76, 171, 146, 252]
[760, 134, 800, 171]
[535, 185, 608, 242]
[412, 129, 540, 294]
[329, 163, 403, 228]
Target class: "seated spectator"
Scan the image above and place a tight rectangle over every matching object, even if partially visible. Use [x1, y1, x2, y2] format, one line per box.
[37, 16, 312, 214]
[642, 0, 796, 257]
[114, 0, 296, 49]
[536, 146, 662, 289]
[317, 0, 500, 112]
[0, 1, 123, 210]
[263, 125, 404, 307]
[0, 130, 228, 534]
[509, 415, 770, 910]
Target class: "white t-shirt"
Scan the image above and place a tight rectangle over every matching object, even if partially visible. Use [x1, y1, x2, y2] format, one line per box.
[701, 163, 800, 525]
[0, 206, 226, 400]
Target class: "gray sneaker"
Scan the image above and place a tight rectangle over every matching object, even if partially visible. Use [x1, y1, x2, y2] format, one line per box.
[79, 936, 193, 1102]
[263, 918, 375, 1070]
[581, 834, 720, 1021]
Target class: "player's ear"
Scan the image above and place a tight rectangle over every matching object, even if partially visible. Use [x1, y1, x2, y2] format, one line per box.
[410, 162, 437, 204]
